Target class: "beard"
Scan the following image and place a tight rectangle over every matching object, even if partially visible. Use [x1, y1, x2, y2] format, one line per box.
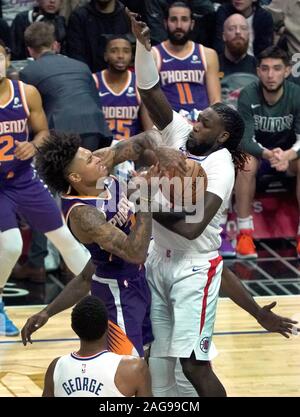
[186, 135, 215, 156]
[167, 28, 191, 45]
[226, 38, 248, 59]
[260, 79, 285, 93]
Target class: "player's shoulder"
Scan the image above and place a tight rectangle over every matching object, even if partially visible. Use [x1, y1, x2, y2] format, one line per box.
[284, 80, 300, 101]
[118, 355, 147, 376]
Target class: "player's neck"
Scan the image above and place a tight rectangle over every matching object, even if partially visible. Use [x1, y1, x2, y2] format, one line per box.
[76, 339, 107, 357]
[0, 78, 10, 104]
[104, 68, 129, 90]
[262, 85, 284, 106]
[74, 183, 107, 197]
[166, 39, 192, 55]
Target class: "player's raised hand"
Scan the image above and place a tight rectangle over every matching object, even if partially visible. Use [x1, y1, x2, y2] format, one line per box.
[126, 8, 151, 51]
[14, 140, 36, 160]
[21, 310, 49, 346]
[256, 301, 299, 338]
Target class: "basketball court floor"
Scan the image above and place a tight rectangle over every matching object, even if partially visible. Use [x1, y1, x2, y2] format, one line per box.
[1, 238, 300, 397]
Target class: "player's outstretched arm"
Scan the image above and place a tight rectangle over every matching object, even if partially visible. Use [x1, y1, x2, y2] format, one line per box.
[21, 260, 95, 345]
[126, 8, 173, 130]
[221, 266, 299, 338]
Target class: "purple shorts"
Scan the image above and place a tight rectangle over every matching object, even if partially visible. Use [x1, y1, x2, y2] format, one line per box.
[91, 267, 153, 357]
[0, 167, 63, 233]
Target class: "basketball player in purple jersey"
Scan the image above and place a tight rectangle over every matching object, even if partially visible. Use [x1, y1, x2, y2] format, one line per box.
[20, 130, 187, 356]
[93, 35, 153, 142]
[0, 42, 92, 336]
[152, 1, 221, 123]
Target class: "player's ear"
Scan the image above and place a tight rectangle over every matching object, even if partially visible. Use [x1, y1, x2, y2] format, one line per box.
[68, 172, 81, 184]
[218, 131, 230, 144]
[191, 19, 195, 31]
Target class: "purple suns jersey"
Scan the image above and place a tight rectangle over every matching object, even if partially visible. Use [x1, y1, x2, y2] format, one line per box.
[153, 41, 209, 122]
[61, 176, 139, 279]
[0, 79, 30, 180]
[93, 70, 142, 141]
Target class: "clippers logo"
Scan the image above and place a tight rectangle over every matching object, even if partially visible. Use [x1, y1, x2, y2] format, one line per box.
[82, 364, 86, 374]
[200, 337, 210, 353]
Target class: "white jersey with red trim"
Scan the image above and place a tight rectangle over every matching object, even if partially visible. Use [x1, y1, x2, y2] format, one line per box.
[53, 350, 125, 397]
[153, 111, 235, 254]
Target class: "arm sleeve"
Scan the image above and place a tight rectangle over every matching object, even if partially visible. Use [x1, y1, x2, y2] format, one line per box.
[237, 89, 264, 158]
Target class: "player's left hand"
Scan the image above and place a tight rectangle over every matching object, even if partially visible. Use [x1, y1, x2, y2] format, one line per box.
[256, 301, 299, 338]
[14, 140, 36, 160]
[21, 310, 49, 345]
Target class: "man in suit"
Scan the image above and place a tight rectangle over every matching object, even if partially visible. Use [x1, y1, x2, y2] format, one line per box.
[20, 21, 112, 151]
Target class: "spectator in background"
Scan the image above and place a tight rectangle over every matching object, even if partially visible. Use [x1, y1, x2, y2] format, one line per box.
[214, 0, 273, 57]
[0, 19, 11, 49]
[145, 0, 216, 47]
[1, 0, 36, 26]
[67, 0, 131, 72]
[235, 46, 300, 259]
[59, 0, 88, 22]
[11, 0, 65, 60]
[219, 13, 257, 77]
[20, 22, 112, 151]
[152, 1, 221, 123]
[265, 0, 300, 56]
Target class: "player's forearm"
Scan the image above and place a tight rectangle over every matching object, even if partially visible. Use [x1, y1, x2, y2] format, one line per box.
[31, 130, 49, 149]
[221, 266, 260, 319]
[112, 131, 161, 166]
[125, 211, 152, 264]
[240, 134, 264, 158]
[43, 260, 94, 318]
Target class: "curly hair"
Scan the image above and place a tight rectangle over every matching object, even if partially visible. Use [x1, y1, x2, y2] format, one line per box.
[210, 102, 249, 171]
[71, 296, 108, 341]
[35, 131, 81, 194]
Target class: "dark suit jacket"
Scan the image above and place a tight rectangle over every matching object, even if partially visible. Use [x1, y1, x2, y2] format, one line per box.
[19, 52, 112, 139]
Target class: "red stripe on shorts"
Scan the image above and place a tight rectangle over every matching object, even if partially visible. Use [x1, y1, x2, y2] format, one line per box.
[199, 255, 223, 334]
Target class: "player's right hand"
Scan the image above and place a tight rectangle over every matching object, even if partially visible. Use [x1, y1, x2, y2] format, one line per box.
[126, 8, 151, 51]
[21, 310, 49, 346]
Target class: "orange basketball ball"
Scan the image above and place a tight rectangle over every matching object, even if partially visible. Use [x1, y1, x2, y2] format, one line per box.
[161, 159, 208, 207]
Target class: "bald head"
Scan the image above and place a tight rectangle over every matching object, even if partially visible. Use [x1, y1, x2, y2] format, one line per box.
[223, 14, 249, 59]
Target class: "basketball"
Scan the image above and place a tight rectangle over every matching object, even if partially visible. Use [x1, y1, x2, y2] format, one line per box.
[160, 158, 208, 207]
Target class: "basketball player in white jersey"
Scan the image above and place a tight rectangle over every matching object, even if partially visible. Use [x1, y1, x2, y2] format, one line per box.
[43, 295, 152, 397]
[127, 10, 248, 397]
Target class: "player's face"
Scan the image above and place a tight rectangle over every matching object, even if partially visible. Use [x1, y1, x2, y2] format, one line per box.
[186, 108, 226, 155]
[0, 45, 10, 81]
[105, 39, 132, 72]
[257, 58, 290, 93]
[231, 0, 254, 14]
[166, 7, 194, 45]
[38, 0, 62, 13]
[70, 147, 109, 186]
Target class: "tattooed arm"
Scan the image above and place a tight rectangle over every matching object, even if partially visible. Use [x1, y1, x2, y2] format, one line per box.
[69, 205, 152, 264]
[93, 130, 186, 176]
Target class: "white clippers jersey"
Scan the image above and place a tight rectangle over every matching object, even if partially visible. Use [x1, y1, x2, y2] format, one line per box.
[53, 350, 125, 397]
[153, 111, 235, 254]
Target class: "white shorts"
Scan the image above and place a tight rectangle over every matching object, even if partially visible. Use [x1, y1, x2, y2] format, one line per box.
[146, 245, 222, 361]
